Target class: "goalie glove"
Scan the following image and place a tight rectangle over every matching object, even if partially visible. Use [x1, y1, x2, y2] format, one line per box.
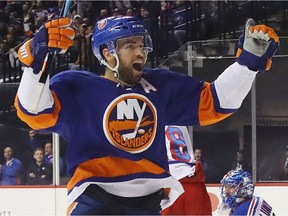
[236, 18, 280, 72]
[18, 17, 75, 74]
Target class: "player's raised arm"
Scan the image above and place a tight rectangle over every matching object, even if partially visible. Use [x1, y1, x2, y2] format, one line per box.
[15, 18, 75, 114]
[213, 18, 279, 110]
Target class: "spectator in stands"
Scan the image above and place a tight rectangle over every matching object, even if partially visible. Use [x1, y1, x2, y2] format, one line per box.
[9, 11, 19, 23]
[194, 148, 209, 173]
[5, 31, 21, 69]
[70, 23, 88, 70]
[137, 6, 151, 32]
[201, 0, 219, 39]
[126, 8, 134, 16]
[284, 146, 288, 177]
[26, 148, 52, 185]
[112, 8, 122, 17]
[14, 20, 25, 41]
[279, 145, 288, 180]
[83, 17, 92, 27]
[231, 150, 250, 172]
[48, 0, 64, 19]
[0, 146, 23, 185]
[44, 142, 66, 176]
[110, 0, 132, 15]
[72, 14, 82, 33]
[22, 2, 31, 18]
[31, 0, 48, 21]
[171, 0, 187, 49]
[97, 9, 109, 21]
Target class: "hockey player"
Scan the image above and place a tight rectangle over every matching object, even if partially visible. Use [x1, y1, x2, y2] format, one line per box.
[14, 16, 279, 215]
[162, 126, 212, 215]
[219, 169, 275, 215]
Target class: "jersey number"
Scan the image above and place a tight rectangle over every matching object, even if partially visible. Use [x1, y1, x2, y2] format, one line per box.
[165, 126, 191, 162]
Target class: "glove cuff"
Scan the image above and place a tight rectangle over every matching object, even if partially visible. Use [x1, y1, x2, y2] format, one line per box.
[18, 39, 34, 67]
[237, 49, 268, 72]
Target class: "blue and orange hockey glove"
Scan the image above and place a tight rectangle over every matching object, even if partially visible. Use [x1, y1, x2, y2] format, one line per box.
[18, 17, 75, 74]
[236, 18, 279, 72]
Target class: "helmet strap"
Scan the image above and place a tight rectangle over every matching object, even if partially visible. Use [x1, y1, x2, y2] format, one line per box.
[102, 53, 133, 87]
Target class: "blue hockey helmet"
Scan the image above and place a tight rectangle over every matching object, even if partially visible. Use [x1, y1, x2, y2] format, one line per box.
[91, 16, 153, 66]
[220, 169, 254, 209]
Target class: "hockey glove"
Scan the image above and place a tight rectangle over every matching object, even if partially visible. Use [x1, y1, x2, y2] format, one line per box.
[236, 18, 279, 72]
[18, 17, 75, 74]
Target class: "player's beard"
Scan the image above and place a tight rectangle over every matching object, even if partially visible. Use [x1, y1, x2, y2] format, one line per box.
[118, 64, 142, 86]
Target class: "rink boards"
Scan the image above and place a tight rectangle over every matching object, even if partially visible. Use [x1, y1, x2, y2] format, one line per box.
[0, 183, 287, 215]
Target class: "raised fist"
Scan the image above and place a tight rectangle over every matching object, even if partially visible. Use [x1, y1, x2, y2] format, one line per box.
[236, 18, 279, 72]
[18, 17, 75, 74]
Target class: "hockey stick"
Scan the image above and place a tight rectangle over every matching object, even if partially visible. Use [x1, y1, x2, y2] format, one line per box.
[28, 0, 72, 114]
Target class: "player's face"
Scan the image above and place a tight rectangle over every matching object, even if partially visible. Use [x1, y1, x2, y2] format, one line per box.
[116, 36, 147, 85]
[222, 184, 240, 198]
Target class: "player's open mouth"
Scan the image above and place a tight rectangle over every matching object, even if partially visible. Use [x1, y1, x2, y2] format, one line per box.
[133, 63, 143, 72]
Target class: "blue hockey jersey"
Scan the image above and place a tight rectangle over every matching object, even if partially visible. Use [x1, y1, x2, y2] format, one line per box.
[14, 62, 256, 208]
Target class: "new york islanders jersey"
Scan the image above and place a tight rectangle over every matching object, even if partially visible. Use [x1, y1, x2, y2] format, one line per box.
[14, 62, 256, 209]
[232, 196, 275, 216]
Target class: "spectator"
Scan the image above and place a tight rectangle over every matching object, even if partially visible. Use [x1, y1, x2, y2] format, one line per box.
[97, 9, 109, 21]
[26, 148, 52, 185]
[48, 0, 64, 19]
[171, 0, 187, 50]
[0, 146, 23, 185]
[231, 150, 250, 172]
[194, 148, 209, 173]
[112, 8, 122, 17]
[279, 145, 288, 180]
[284, 146, 288, 176]
[110, 0, 131, 15]
[31, 0, 48, 21]
[137, 6, 151, 32]
[44, 142, 66, 176]
[72, 14, 82, 33]
[218, 169, 275, 215]
[22, 2, 31, 18]
[125, 8, 134, 16]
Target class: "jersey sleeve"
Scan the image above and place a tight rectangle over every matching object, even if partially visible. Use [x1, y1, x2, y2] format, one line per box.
[14, 67, 58, 130]
[14, 67, 78, 133]
[164, 62, 256, 126]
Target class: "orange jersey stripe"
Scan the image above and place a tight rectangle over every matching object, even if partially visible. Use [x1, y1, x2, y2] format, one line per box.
[66, 202, 78, 216]
[14, 91, 61, 130]
[67, 156, 167, 191]
[198, 82, 232, 126]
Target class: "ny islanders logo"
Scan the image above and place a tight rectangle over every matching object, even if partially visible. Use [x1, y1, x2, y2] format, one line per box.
[103, 93, 157, 153]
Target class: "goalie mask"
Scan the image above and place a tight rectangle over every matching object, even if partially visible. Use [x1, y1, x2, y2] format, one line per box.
[91, 16, 153, 79]
[220, 169, 254, 209]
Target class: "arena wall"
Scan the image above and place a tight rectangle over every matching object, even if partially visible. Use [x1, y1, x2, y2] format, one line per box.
[0, 184, 287, 215]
